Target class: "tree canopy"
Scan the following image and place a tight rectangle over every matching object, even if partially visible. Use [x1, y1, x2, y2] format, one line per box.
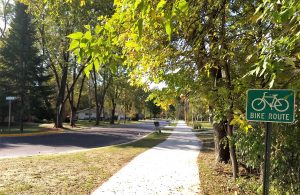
[65, 0, 300, 193]
[0, 0, 299, 193]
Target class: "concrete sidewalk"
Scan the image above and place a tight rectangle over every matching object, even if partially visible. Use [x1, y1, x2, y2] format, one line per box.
[92, 120, 201, 195]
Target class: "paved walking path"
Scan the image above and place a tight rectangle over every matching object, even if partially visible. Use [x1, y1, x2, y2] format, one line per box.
[92, 120, 201, 195]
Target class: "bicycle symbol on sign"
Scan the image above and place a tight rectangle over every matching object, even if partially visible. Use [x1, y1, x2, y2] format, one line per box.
[251, 92, 289, 112]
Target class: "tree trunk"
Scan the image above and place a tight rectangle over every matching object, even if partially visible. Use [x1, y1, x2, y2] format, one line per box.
[227, 113, 239, 179]
[221, 0, 239, 179]
[70, 106, 76, 127]
[213, 122, 230, 163]
[69, 67, 76, 127]
[92, 64, 101, 125]
[71, 75, 86, 126]
[55, 66, 68, 128]
[55, 103, 64, 128]
[99, 96, 105, 121]
[110, 102, 116, 124]
[124, 102, 127, 124]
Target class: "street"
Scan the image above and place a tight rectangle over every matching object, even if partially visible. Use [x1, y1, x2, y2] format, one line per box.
[0, 120, 168, 158]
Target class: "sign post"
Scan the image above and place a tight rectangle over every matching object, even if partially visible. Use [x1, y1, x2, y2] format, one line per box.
[246, 89, 295, 195]
[263, 122, 272, 195]
[6, 96, 17, 130]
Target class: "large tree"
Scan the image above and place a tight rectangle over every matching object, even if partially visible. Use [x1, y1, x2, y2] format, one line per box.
[0, 2, 52, 130]
[20, 0, 114, 127]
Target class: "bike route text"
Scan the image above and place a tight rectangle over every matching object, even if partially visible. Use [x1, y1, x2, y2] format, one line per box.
[249, 112, 291, 121]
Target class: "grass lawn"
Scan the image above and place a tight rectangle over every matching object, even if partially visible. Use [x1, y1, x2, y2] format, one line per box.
[66, 120, 150, 130]
[0, 132, 170, 195]
[197, 130, 260, 194]
[0, 123, 62, 136]
[169, 120, 178, 126]
[190, 121, 213, 131]
[0, 120, 138, 135]
[159, 120, 177, 131]
[0, 119, 167, 136]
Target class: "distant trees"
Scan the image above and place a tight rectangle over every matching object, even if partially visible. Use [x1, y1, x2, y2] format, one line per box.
[146, 99, 161, 119]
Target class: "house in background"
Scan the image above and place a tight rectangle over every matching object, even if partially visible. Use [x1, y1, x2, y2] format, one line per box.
[77, 108, 96, 120]
[77, 107, 139, 121]
[77, 108, 111, 120]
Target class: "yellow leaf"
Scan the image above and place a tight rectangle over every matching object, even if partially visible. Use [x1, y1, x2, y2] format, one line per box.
[68, 40, 79, 51]
[80, 0, 85, 6]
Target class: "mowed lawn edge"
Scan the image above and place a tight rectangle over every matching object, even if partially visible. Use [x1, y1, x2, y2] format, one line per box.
[0, 132, 171, 195]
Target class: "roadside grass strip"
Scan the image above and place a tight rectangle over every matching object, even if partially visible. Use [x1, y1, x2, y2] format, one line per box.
[0, 123, 63, 137]
[0, 130, 64, 137]
[0, 132, 170, 195]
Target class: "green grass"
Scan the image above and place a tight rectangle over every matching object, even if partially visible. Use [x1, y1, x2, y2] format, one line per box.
[189, 121, 213, 131]
[0, 132, 170, 195]
[197, 130, 260, 194]
[72, 120, 111, 128]
[0, 120, 165, 136]
[0, 123, 59, 135]
[69, 120, 145, 130]
[160, 120, 177, 131]
[169, 120, 178, 126]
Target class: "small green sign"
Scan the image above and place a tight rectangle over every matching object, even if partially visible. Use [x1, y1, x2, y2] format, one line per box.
[246, 89, 295, 123]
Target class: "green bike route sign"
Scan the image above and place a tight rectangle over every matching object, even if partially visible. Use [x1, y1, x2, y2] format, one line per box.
[246, 89, 295, 123]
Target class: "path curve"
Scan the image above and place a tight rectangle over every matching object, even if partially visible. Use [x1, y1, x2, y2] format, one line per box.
[92, 120, 201, 195]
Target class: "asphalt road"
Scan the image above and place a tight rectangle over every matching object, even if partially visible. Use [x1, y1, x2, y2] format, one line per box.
[0, 120, 169, 159]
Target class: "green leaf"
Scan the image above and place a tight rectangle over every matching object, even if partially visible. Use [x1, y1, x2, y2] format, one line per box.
[125, 40, 139, 48]
[95, 25, 102, 34]
[79, 42, 87, 48]
[110, 63, 117, 74]
[68, 39, 79, 51]
[284, 57, 295, 67]
[83, 31, 92, 40]
[94, 58, 100, 72]
[137, 18, 143, 38]
[84, 63, 93, 78]
[67, 32, 83, 40]
[269, 73, 276, 88]
[134, 0, 142, 9]
[255, 66, 260, 76]
[246, 54, 253, 62]
[157, 0, 166, 10]
[259, 60, 268, 77]
[280, 8, 293, 23]
[84, 25, 91, 30]
[177, 0, 188, 13]
[165, 17, 172, 41]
